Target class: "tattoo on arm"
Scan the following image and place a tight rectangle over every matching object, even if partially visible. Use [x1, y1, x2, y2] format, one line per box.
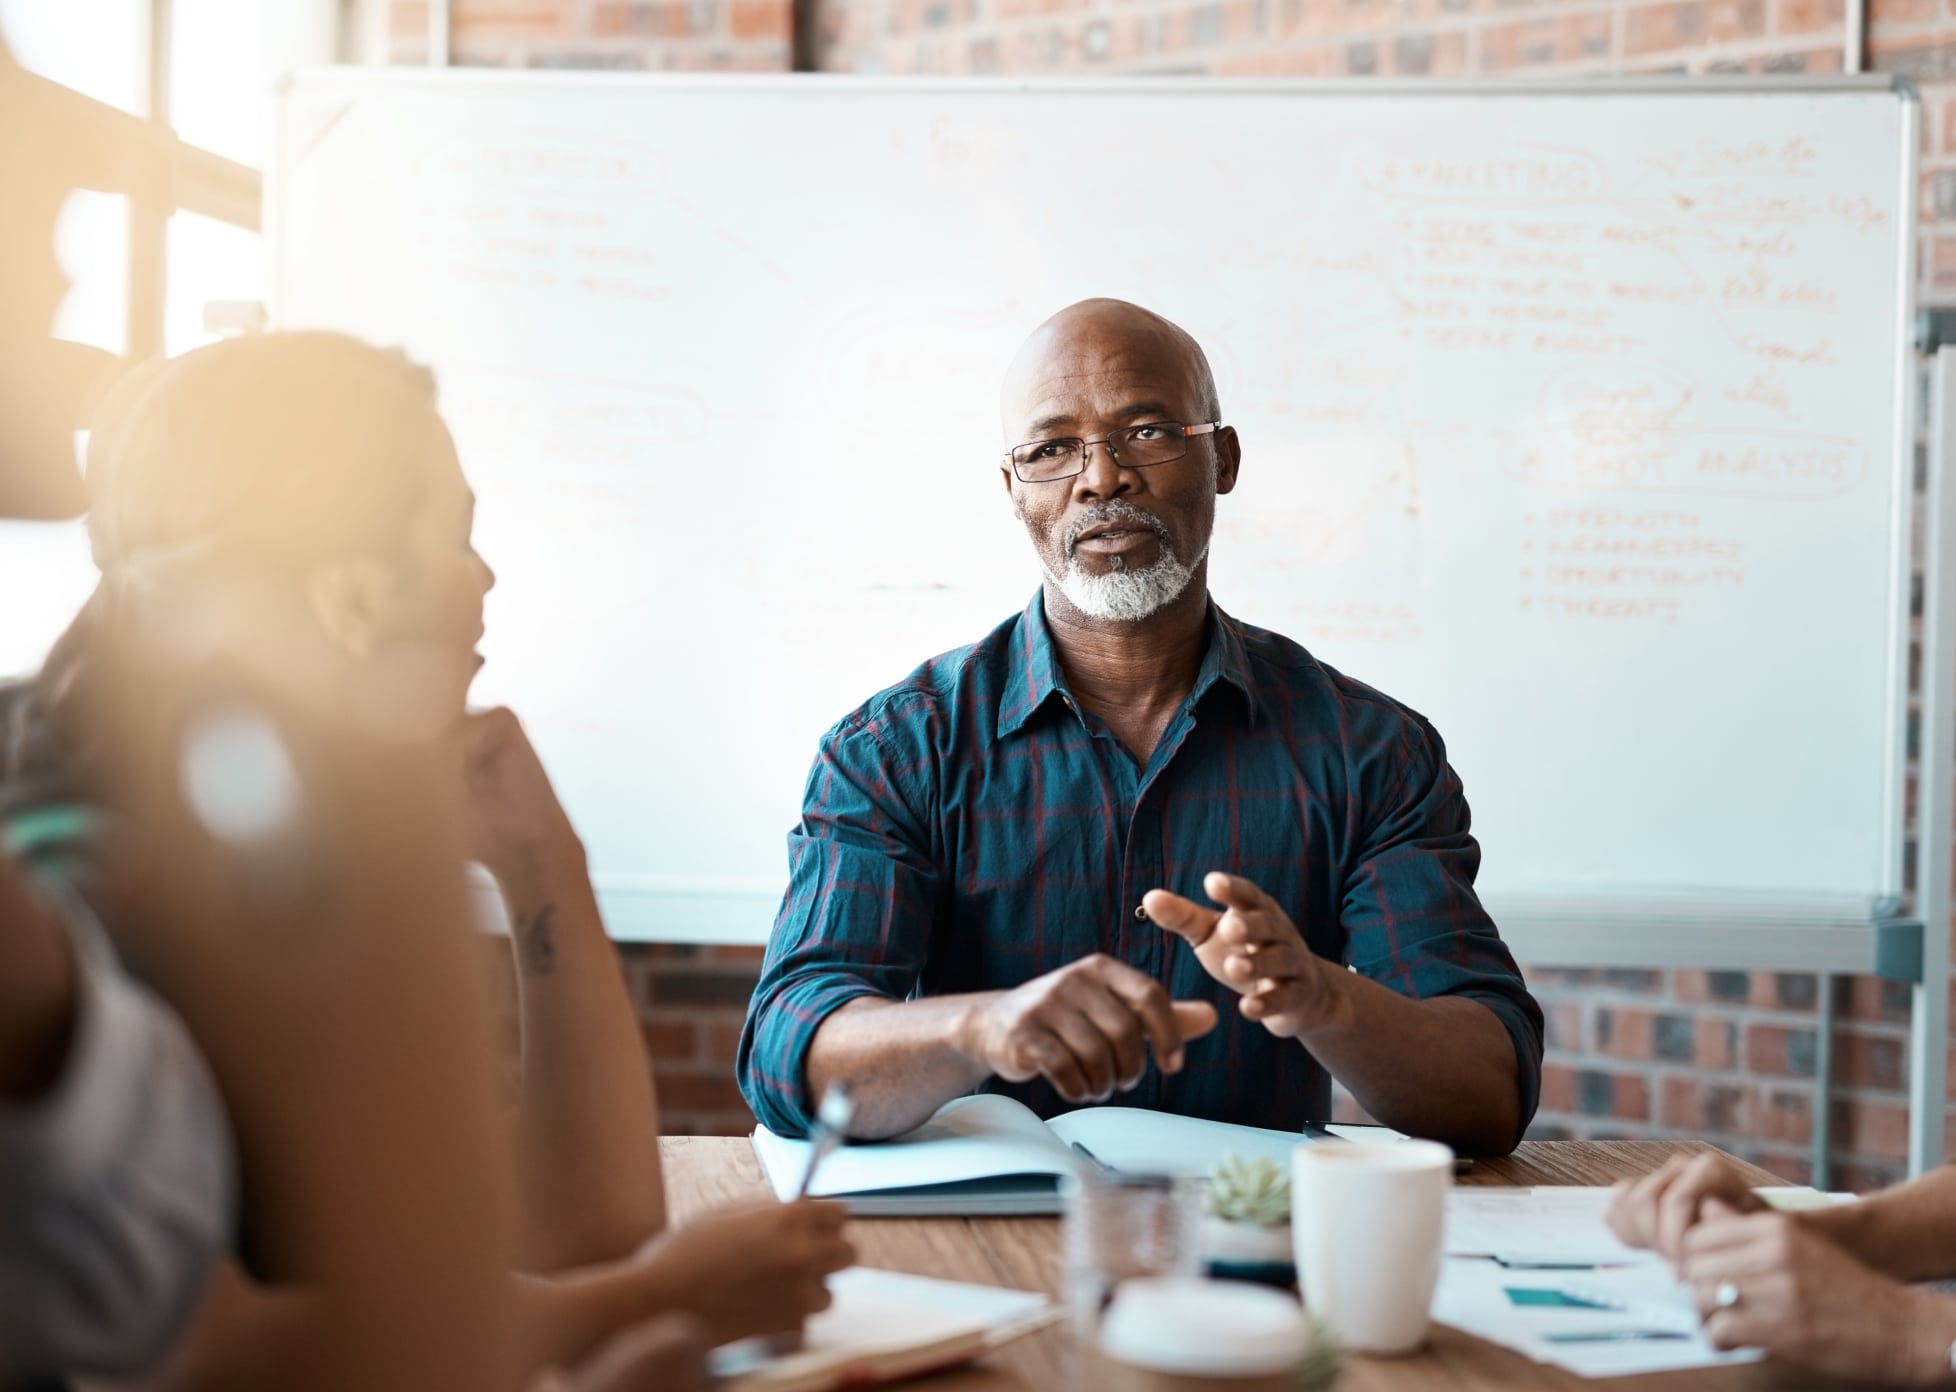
[517, 903, 557, 978]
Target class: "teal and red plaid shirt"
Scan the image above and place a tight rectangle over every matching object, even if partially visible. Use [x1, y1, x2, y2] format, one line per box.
[737, 594, 1543, 1139]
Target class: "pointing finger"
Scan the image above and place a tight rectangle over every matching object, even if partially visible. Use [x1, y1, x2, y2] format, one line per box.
[1106, 969, 1191, 1074]
[1171, 1000, 1219, 1044]
[1203, 871, 1273, 914]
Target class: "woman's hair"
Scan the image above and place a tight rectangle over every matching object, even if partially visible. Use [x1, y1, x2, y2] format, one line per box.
[3, 331, 448, 803]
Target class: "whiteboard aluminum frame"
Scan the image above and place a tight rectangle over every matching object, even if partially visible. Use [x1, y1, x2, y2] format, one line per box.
[1910, 348, 1956, 1174]
[273, 77, 1932, 1151]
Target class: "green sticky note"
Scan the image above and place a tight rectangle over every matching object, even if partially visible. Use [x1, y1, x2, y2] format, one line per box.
[1505, 1287, 1616, 1310]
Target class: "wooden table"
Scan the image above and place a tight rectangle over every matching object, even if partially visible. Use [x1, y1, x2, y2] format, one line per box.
[664, 1136, 1847, 1390]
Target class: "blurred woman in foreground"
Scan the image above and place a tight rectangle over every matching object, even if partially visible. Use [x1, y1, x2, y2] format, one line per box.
[5, 331, 848, 1386]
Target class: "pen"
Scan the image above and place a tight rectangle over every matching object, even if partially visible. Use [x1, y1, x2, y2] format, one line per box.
[795, 1083, 856, 1200]
[1071, 1141, 1116, 1176]
[1542, 1330, 1692, 1345]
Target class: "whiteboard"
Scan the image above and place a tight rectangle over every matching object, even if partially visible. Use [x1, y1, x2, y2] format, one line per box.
[270, 72, 1918, 958]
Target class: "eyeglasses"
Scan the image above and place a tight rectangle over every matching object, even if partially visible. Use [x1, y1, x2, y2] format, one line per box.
[1004, 421, 1222, 484]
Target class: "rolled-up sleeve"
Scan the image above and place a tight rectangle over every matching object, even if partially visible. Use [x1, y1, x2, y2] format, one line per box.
[1340, 716, 1545, 1143]
[737, 694, 942, 1137]
[0, 894, 236, 1381]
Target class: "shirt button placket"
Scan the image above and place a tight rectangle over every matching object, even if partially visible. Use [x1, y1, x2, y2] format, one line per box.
[1122, 796, 1167, 1108]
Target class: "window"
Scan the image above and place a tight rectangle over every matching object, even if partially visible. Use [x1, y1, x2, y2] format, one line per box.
[0, 2, 328, 674]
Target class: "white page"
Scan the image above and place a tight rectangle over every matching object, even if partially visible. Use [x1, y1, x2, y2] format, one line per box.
[751, 1093, 1079, 1200]
[1048, 1106, 1317, 1177]
[1445, 1188, 1658, 1266]
[1433, 1255, 1761, 1378]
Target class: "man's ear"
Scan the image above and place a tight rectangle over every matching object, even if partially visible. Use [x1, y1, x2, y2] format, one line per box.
[306, 557, 398, 659]
[1214, 426, 1243, 496]
[1000, 465, 1018, 503]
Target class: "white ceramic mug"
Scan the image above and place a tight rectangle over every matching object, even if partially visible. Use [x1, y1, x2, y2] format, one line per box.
[1291, 1140, 1454, 1355]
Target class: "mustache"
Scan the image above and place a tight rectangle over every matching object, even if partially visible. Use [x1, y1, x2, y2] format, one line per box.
[1062, 501, 1172, 558]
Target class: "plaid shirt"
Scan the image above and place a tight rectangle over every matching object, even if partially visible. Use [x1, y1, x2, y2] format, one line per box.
[738, 594, 1544, 1139]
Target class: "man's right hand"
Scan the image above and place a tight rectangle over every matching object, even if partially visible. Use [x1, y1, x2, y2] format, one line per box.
[630, 1200, 854, 1346]
[959, 955, 1218, 1104]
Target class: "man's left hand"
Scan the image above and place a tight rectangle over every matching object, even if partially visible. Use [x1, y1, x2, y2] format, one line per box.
[1144, 872, 1337, 1040]
[1683, 1199, 1953, 1385]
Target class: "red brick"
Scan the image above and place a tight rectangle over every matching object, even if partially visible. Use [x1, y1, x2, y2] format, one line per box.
[643, 1019, 699, 1062]
[1539, 1062, 1578, 1113]
[1838, 1032, 1907, 1092]
[1835, 1158, 1906, 1194]
[707, 1019, 745, 1065]
[1830, 1097, 1911, 1162]
[1613, 1072, 1652, 1122]
[1479, 10, 1612, 68]
[1625, 0, 1685, 51]
[1397, 0, 1487, 16]
[1842, 975, 1913, 1024]
[647, 965, 762, 1008]
[1624, 0, 1764, 53]
[656, 1072, 750, 1114]
[1758, 1088, 1813, 1147]
[1428, 29, 1471, 71]
[1924, 232, 1956, 291]
[392, 0, 433, 35]
[1757, 1153, 1815, 1184]
[1594, 1006, 1656, 1060]
[1212, 44, 1343, 71]
[1695, 1017, 1737, 1070]
[1746, 1023, 1818, 1077]
[1544, 1000, 1584, 1052]
[1658, 1075, 1701, 1130]
[450, 0, 580, 39]
[1738, 1147, 1811, 1185]
[1869, 0, 1934, 23]
[1777, 0, 1843, 30]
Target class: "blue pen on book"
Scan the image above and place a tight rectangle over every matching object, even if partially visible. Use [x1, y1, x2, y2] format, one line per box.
[795, 1083, 857, 1199]
[1071, 1141, 1116, 1176]
[1542, 1330, 1692, 1345]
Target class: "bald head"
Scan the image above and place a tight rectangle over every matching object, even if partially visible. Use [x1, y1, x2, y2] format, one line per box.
[1001, 299, 1220, 444]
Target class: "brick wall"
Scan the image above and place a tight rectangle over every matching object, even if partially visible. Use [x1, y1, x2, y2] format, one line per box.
[388, 0, 1955, 1182]
[377, 0, 793, 72]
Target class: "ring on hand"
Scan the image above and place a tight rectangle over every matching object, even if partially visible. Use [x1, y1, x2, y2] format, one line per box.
[1714, 1281, 1742, 1310]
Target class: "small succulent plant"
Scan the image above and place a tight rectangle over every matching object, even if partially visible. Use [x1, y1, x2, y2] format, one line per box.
[1296, 1313, 1344, 1388]
[1206, 1153, 1292, 1228]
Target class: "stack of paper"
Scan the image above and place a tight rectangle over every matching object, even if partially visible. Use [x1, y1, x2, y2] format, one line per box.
[1431, 1187, 1839, 1378]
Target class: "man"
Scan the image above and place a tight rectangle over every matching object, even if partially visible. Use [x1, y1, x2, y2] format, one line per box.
[1606, 1153, 1956, 1384]
[739, 298, 1544, 1152]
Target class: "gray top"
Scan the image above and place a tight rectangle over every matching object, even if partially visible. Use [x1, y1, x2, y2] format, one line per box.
[0, 881, 235, 1381]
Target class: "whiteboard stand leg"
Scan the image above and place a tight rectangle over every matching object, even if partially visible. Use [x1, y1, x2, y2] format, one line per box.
[428, 0, 450, 67]
[1814, 973, 1834, 1189]
[1910, 348, 1956, 1177]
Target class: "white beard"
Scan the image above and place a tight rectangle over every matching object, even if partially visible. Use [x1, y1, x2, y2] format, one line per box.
[1054, 547, 1199, 621]
[1037, 499, 1206, 621]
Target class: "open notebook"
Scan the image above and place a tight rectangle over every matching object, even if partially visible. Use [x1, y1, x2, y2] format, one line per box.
[751, 1092, 1382, 1216]
[712, 1267, 1059, 1392]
